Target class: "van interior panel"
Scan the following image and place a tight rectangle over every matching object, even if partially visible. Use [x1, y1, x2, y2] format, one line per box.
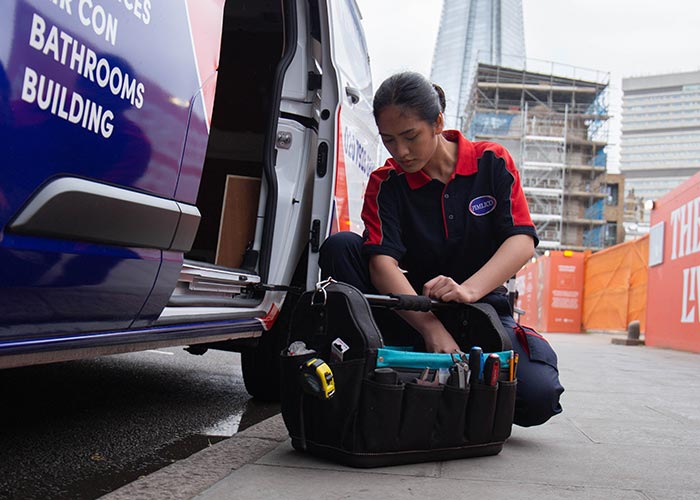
[187, 0, 284, 266]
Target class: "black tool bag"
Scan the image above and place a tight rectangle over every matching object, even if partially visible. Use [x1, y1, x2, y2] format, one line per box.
[280, 280, 517, 468]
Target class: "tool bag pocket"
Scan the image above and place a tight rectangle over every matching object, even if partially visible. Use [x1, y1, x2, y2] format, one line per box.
[358, 378, 404, 452]
[492, 380, 517, 441]
[359, 380, 404, 452]
[282, 353, 366, 452]
[305, 358, 365, 450]
[433, 384, 470, 448]
[465, 383, 498, 443]
[280, 350, 318, 441]
[398, 382, 444, 450]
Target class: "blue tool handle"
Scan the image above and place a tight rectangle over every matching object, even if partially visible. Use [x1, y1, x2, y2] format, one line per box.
[468, 346, 482, 384]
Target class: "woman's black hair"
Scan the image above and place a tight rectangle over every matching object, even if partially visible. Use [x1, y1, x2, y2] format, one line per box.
[373, 71, 446, 124]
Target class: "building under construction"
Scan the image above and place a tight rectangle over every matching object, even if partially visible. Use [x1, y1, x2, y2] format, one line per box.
[463, 62, 620, 251]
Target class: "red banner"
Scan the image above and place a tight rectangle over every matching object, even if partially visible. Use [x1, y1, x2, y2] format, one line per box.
[517, 251, 584, 333]
[646, 172, 700, 352]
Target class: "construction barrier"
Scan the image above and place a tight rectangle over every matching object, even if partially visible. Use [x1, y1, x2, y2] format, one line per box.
[645, 172, 700, 353]
[582, 236, 648, 333]
[516, 251, 584, 333]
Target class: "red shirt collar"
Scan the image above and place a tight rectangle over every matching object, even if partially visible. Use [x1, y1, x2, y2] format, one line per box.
[385, 130, 476, 190]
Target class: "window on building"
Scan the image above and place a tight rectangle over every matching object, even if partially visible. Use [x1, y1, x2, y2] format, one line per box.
[606, 183, 619, 206]
[605, 222, 618, 247]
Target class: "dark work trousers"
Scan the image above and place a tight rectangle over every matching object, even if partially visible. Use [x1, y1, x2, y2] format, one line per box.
[319, 231, 564, 427]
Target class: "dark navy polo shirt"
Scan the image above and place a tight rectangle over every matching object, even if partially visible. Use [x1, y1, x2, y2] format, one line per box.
[361, 130, 538, 292]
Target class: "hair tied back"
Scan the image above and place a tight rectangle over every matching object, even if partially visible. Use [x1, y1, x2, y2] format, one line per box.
[432, 83, 446, 113]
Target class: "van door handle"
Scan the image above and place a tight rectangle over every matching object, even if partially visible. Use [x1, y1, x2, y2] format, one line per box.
[345, 86, 360, 105]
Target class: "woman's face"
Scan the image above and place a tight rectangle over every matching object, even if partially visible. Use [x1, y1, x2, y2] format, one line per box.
[376, 105, 443, 173]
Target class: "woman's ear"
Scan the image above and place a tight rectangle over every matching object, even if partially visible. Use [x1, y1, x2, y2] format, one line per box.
[434, 112, 445, 135]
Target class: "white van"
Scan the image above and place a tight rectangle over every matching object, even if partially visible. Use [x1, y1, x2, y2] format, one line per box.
[0, 0, 378, 400]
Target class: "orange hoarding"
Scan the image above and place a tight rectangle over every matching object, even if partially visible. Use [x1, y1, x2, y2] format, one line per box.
[582, 236, 648, 333]
[516, 258, 541, 328]
[646, 172, 700, 353]
[516, 251, 584, 333]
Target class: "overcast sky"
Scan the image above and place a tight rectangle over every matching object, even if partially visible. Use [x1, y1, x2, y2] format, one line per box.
[354, 0, 700, 169]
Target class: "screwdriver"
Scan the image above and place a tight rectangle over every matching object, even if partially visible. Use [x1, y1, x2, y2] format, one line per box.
[468, 346, 482, 385]
[482, 353, 500, 386]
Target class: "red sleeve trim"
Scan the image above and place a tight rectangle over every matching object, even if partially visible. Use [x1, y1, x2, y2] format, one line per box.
[502, 149, 533, 227]
[475, 142, 534, 227]
[361, 166, 394, 246]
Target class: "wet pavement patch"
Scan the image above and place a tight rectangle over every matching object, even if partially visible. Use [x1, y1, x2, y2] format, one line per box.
[56, 434, 231, 500]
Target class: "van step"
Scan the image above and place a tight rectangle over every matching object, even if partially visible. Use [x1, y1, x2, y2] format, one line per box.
[181, 260, 260, 285]
[167, 296, 262, 308]
[172, 260, 261, 303]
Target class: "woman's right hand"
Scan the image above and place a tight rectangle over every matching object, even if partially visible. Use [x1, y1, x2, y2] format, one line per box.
[367, 255, 461, 353]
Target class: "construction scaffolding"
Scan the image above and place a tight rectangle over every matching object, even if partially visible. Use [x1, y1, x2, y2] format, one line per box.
[464, 61, 610, 251]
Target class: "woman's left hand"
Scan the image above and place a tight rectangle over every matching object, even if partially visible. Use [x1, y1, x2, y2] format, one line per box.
[423, 275, 479, 304]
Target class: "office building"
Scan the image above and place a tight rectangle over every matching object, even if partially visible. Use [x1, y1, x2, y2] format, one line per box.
[620, 70, 700, 203]
[430, 0, 525, 129]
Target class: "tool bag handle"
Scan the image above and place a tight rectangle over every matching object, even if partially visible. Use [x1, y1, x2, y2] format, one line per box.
[365, 293, 445, 311]
[288, 280, 385, 357]
[365, 292, 512, 352]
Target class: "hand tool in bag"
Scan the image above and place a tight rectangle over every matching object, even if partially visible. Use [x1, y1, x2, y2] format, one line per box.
[468, 346, 482, 384]
[482, 353, 500, 386]
[373, 367, 400, 385]
[447, 362, 468, 389]
[331, 337, 350, 362]
[415, 367, 440, 386]
[300, 358, 336, 399]
[509, 351, 515, 381]
[447, 350, 469, 388]
[502, 350, 514, 381]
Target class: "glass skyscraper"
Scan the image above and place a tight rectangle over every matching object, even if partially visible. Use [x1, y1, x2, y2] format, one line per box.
[430, 0, 526, 129]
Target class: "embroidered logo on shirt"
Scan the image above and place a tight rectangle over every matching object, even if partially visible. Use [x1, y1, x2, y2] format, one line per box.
[469, 195, 497, 216]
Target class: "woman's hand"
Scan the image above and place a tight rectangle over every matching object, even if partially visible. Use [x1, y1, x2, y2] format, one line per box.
[367, 256, 461, 353]
[422, 325, 461, 353]
[423, 275, 479, 304]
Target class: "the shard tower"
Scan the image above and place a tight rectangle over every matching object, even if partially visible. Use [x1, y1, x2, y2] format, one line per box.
[430, 0, 526, 129]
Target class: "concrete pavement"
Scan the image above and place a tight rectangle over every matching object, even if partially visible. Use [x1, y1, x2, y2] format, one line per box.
[102, 332, 700, 500]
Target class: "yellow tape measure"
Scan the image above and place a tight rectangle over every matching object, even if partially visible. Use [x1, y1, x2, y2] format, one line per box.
[300, 358, 335, 399]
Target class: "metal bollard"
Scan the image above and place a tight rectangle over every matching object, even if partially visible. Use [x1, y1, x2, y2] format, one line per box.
[611, 320, 645, 346]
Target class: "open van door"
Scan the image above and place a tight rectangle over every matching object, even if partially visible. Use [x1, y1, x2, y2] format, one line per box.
[181, 0, 323, 294]
[235, 0, 379, 401]
[197, 0, 380, 397]
[175, 0, 335, 398]
[306, 0, 378, 289]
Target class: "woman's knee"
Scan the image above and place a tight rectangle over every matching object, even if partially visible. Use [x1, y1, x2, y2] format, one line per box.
[319, 231, 363, 261]
[318, 231, 370, 290]
[514, 370, 564, 427]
